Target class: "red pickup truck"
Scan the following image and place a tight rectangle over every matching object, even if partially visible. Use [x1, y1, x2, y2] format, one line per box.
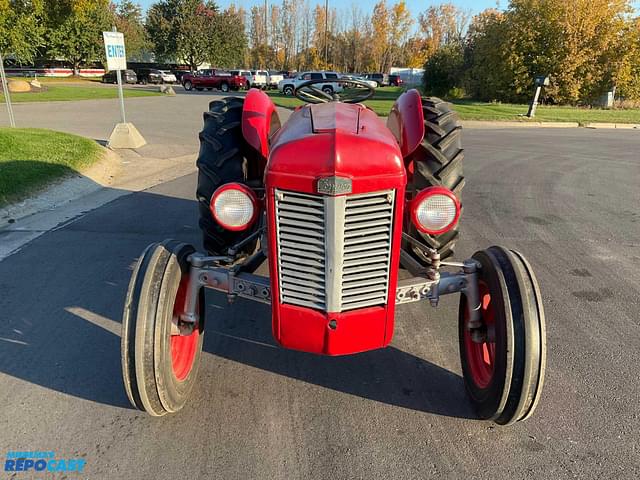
[182, 69, 248, 92]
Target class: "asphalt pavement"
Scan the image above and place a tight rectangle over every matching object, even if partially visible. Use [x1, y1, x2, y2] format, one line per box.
[1, 106, 639, 478]
[0, 87, 252, 159]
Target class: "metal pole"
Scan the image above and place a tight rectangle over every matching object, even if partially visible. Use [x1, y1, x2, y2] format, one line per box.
[0, 51, 16, 128]
[113, 26, 126, 124]
[324, 0, 329, 69]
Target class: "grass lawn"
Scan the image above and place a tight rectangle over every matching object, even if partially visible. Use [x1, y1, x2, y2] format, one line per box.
[0, 84, 162, 103]
[267, 86, 640, 124]
[0, 128, 102, 206]
[8, 76, 102, 84]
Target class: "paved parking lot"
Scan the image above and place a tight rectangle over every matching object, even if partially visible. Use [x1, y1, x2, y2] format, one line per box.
[1, 92, 639, 478]
[0, 87, 261, 158]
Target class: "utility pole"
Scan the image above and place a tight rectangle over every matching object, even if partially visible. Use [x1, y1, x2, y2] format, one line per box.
[0, 51, 16, 128]
[264, 0, 268, 69]
[324, 0, 329, 69]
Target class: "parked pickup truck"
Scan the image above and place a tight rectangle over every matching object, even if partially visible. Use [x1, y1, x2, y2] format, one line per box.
[267, 70, 284, 89]
[250, 70, 269, 89]
[182, 69, 248, 92]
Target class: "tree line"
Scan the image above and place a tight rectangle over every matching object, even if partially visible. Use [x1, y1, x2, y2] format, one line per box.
[1, 0, 639, 104]
[425, 0, 640, 104]
[0, 0, 246, 72]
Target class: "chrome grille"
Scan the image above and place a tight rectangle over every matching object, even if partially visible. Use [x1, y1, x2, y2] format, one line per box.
[342, 191, 394, 310]
[275, 191, 326, 310]
[275, 189, 395, 312]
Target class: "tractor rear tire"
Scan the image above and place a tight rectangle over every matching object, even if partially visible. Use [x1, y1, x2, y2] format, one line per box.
[196, 97, 258, 255]
[409, 97, 465, 260]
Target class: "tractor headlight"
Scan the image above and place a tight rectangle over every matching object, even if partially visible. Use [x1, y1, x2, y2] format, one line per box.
[210, 183, 258, 231]
[411, 186, 460, 235]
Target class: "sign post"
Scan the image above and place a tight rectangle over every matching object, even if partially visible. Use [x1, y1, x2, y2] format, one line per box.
[0, 51, 16, 128]
[103, 28, 146, 149]
[526, 75, 550, 118]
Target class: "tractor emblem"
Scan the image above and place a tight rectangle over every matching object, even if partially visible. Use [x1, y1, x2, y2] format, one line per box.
[316, 176, 352, 195]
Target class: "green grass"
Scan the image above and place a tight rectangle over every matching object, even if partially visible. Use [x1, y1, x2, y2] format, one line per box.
[267, 86, 640, 124]
[0, 85, 162, 103]
[8, 76, 102, 84]
[451, 100, 640, 124]
[0, 128, 102, 206]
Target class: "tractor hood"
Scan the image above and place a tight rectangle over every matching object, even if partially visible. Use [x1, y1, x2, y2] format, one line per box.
[266, 102, 405, 194]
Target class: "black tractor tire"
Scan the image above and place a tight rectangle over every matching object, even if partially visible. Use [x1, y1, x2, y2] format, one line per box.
[121, 240, 205, 416]
[459, 246, 546, 425]
[408, 97, 465, 260]
[196, 97, 260, 255]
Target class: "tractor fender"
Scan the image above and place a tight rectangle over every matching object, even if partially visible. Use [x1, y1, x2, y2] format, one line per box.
[386, 89, 425, 158]
[242, 88, 281, 159]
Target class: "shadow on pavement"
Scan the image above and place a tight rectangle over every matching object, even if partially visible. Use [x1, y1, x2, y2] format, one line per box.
[0, 171, 473, 419]
[203, 292, 474, 419]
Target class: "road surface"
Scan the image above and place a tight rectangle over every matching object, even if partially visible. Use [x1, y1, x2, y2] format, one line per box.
[1, 127, 639, 479]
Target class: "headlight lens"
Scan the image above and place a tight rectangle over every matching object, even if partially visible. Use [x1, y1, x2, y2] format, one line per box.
[210, 184, 257, 231]
[411, 187, 460, 235]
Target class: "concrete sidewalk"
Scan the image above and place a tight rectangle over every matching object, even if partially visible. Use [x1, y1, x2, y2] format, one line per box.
[0, 147, 197, 260]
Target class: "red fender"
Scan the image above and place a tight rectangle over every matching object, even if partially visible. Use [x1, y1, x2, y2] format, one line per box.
[386, 89, 425, 158]
[242, 88, 281, 161]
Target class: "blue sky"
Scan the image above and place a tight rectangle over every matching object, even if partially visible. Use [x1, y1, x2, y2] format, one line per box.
[136, 0, 639, 17]
[136, 0, 503, 16]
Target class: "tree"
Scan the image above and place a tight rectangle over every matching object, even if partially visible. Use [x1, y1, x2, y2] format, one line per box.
[418, 3, 471, 58]
[146, 0, 224, 70]
[0, 0, 44, 63]
[145, 0, 179, 62]
[45, 0, 113, 74]
[112, 0, 149, 61]
[387, 1, 413, 68]
[610, 17, 640, 100]
[176, 0, 218, 71]
[463, 1, 638, 103]
[210, 6, 247, 68]
[371, 1, 389, 71]
[423, 43, 464, 97]
[501, 0, 633, 103]
[464, 9, 512, 101]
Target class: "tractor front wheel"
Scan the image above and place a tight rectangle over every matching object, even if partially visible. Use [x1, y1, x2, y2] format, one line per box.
[121, 241, 205, 416]
[459, 246, 546, 425]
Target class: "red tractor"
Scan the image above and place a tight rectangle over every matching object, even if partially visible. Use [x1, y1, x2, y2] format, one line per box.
[121, 80, 546, 425]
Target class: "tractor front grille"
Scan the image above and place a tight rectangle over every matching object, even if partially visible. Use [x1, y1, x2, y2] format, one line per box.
[274, 190, 327, 310]
[275, 189, 395, 312]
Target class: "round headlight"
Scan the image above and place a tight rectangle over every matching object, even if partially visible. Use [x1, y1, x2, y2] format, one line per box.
[210, 183, 258, 231]
[411, 187, 460, 235]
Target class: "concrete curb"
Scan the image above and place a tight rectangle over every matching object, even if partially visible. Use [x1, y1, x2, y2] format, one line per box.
[0, 146, 121, 230]
[0, 146, 197, 261]
[584, 122, 640, 129]
[461, 120, 580, 129]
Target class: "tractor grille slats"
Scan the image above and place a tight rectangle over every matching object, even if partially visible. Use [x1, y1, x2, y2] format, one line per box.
[275, 189, 394, 312]
[276, 190, 326, 310]
[341, 191, 394, 310]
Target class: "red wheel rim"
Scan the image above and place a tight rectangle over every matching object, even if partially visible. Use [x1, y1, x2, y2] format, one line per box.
[463, 281, 496, 389]
[170, 274, 199, 381]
